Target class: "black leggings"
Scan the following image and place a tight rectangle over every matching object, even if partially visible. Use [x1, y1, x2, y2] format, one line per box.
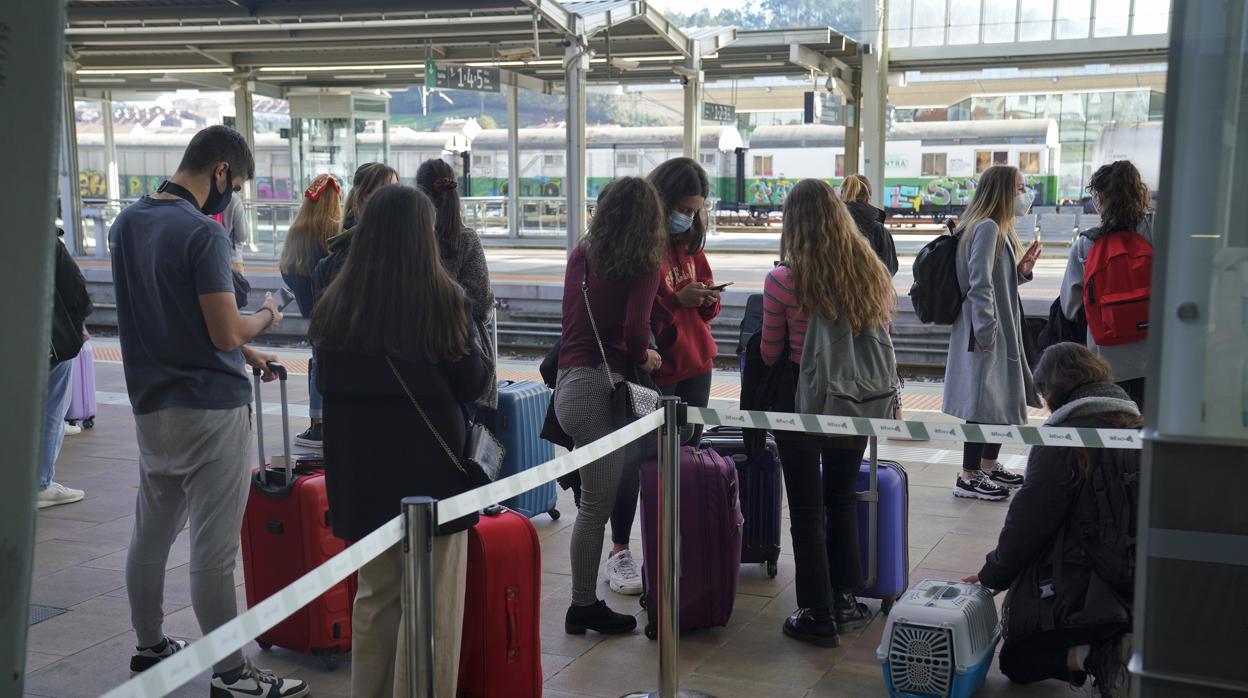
[610, 371, 712, 546]
[962, 421, 1003, 472]
[775, 433, 869, 611]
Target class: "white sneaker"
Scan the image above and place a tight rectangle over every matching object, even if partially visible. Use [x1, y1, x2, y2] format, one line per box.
[63, 422, 82, 436]
[603, 550, 644, 596]
[37, 482, 85, 509]
[211, 659, 308, 698]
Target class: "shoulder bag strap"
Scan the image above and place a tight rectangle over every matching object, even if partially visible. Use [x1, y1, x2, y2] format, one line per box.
[580, 252, 618, 389]
[385, 356, 468, 477]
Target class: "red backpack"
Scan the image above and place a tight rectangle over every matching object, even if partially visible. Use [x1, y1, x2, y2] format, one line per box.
[1083, 230, 1153, 346]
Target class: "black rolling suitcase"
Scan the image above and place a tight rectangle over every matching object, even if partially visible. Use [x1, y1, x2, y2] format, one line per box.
[699, 426, 783, 578]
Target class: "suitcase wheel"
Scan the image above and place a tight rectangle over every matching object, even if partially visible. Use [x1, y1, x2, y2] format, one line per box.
[322, 655, 341, 672]
[766, 561, 778, 578]
[880, 598, 895, 615]
[257, 640, 272, 650]
[638, 595, 647, 610]
[83, 417, 95, 429]
[644, 624, 658, 641]
[548, 507, 561, 521]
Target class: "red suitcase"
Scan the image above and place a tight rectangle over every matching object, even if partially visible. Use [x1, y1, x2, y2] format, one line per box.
[240, 361, 354, 670]
[458, 506, 543, 698]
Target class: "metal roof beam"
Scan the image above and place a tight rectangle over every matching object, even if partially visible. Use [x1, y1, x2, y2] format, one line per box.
[66, 1, 541, 23]
[889, 33, 1168, 71]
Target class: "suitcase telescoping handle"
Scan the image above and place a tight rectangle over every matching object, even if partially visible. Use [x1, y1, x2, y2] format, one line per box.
[252, 361, 292, 487]
[857, 436, 880, 590]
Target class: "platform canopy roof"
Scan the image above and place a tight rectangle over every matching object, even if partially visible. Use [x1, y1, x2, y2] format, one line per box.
[63, 0, 861, 95]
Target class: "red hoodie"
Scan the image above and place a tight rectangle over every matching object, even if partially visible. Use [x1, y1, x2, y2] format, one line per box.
[651, 240, 720, 386]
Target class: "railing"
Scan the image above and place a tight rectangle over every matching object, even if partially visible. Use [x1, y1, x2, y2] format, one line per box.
[96, 389, 1143, 698]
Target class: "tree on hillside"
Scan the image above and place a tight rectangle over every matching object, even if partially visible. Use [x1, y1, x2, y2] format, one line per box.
[664, 0, 862, 37]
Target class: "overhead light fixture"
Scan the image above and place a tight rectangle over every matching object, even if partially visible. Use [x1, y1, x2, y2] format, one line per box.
[609, 57, 640, 70]
[77, 77, 128, 84]
[77, 67, 232, 75]
[496, 46, 538, 62]
[720, 61, 786, 69]
[260, 64, 426, 73]
[335, 74, 387, 80]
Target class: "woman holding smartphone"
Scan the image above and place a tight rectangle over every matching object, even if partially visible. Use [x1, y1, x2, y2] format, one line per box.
[597, 158, 722, 597]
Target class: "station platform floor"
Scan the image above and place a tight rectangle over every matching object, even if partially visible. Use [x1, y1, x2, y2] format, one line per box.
[24, 346, 1070, 698]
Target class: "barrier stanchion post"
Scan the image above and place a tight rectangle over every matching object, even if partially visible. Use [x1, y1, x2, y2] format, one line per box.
[402, 496, 437, 698]
[623, 398, 714, 698]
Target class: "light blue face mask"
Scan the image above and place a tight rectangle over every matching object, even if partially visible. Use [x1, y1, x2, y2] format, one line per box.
[669, 211, 694, 234]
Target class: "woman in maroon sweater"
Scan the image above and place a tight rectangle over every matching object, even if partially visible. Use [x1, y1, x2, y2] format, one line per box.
[599, 158, 724, 597]
[554, 177, 666, 634]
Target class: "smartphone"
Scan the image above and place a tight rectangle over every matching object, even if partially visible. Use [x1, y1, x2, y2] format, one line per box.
[709, 281, 734, 291]
[277, 288, 296, 312]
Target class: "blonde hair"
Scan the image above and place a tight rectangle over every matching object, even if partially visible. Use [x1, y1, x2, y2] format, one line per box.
[955, 165, 1022, 258]
[780, 179, 895, 333]
[840, 174, 872, 204]
[280, 177, 342, 276]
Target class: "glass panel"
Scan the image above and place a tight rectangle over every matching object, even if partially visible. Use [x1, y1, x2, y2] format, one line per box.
[1056, 0, 1092, 39]
[1095, 0, 1131, 36]
[975, 151, 993, 172]
[922, 152, 947, 176]
[948, 0, 981, 44]
[1006, 94, 1039, 119]
[1149, 91, 1167, 120]
[888, 0, 912, 48]
[1132, 0, 1172, 34]
[298, 118, 353, 190]
[949, 98, 972, 121]
[1019, 151, 1041, 174]
[972, 95, 1005, 120]
[993, 151, 1009, 166]
[1113, 90, 1150, 122]
[1086, 92, 1115, 125]
[912, 0, 948, 47]
[982, 0, 1018, 43]
[1019, 1, 1055, 41]
[835, 154, 845, 177]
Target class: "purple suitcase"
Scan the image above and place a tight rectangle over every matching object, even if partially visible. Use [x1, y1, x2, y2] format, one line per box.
[853, 437, 908, 613]
[640, 445, 743, 639]
[66, 340, 97, 428]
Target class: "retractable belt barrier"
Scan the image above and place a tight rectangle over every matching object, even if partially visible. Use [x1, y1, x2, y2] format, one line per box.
[97, 405, 1141, 698]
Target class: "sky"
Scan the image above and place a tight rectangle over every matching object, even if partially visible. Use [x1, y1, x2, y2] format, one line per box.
[646, 0, 748, 14]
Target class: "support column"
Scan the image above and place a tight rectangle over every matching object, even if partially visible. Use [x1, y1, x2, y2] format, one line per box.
[682, 41, 703, 159]
[232, 78, 256, 198]
[861, 0, 890, 205]
[564, 37, 589, 255]
[101, 90, 120, 201]
[58, 62, 82, 254]
[0, 2, 67, 694]
[507, 84, 521, 238]
[842, 70, 862, 177]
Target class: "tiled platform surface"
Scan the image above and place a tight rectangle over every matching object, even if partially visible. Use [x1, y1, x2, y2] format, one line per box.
[24, 360, 1072, 698]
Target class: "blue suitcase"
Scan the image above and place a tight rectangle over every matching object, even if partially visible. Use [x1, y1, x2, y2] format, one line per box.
[853, 438, 908, 613]
[479, 381, 561, 521]
[699, 426, 782, 578]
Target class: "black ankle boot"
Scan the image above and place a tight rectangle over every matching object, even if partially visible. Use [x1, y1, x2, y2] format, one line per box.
[565, 600, 637, 635]
[833, 590, 874, 632]
[782, 608, 840, 648]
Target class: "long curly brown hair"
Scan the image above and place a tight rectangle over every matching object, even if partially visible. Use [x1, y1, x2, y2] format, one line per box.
[1088, 160, 1151, 234]
[780, 179, 895, 332]
[585, 176, 665, 281]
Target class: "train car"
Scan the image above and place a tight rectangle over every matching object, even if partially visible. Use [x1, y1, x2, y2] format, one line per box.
[1093, 121, 1162, 192]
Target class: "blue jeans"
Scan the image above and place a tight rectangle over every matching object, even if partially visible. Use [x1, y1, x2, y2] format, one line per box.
[309, 348, 322, 419]
[41, 360, 74, 489]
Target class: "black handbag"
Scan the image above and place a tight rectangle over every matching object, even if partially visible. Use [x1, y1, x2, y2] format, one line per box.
[386, 356, 503, 489]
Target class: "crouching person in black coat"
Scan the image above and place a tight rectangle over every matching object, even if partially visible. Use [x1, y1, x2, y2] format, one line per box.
[963, 342, 1141, 698]
[310, 184, 491, 698]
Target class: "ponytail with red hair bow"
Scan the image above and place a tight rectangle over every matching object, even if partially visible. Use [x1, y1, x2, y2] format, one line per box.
[304, 173, 341, 201]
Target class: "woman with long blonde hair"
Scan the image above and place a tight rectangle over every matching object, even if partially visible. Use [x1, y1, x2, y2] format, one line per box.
[943, 164, 1043, 501]
[760, 178, 895, 647]
[280, 173, 341, 447]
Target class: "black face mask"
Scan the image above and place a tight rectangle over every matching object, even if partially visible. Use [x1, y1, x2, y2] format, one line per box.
[201, 167, 234, 216]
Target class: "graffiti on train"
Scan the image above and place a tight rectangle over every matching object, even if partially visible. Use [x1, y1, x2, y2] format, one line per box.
[744, 175, 1056, 208]
[81, 169, 295, 200]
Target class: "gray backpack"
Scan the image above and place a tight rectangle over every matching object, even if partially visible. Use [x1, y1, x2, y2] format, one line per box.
[796, 313, 898, 419]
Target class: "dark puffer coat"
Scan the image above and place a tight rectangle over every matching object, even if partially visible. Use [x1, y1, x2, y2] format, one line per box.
[977, 382, 1141, 644]
[846, 200, 899, 277]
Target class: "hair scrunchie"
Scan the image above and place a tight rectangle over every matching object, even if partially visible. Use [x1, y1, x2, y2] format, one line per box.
[304, 173, 341, 201]
[433, 177, 458, 193]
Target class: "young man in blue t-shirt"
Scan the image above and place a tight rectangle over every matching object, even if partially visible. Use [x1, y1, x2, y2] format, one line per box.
[109, 126, 307, 698]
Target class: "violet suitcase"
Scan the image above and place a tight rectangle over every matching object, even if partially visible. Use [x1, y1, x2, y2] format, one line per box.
[853, 437, 908, 613]
[478, 380, 560, 520]
[639, 445, 743, 639]
[698, 426, 782, 578]
[65, 340, 97, 428]
[240, 362, 353, 669]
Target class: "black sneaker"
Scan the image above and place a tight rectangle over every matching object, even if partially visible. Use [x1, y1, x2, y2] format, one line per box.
[953, 473, 1010, 501]
[565, 599, 637, 635]
[782, 608, 840, 648]
[129, 637, 188, 674]
[211, 659, 309, 698]
[293, 422, 322, 448]
[833, 590, 875, 632]
[985, 466, 1025, 488]
[1084, 633, 1132, 697]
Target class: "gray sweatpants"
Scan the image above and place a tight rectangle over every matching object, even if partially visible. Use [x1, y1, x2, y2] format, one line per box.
[126, 405, 252, 673]
[554, 366, 631, 607]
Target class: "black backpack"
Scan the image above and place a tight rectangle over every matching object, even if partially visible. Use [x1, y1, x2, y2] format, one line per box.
[909, 232, 965, 325]
[1076, 455, 1140, 599]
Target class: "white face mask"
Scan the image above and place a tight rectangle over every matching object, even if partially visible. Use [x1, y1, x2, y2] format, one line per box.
[1091, 193, 1103, 214]
[1014, 190, 1034, 217]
